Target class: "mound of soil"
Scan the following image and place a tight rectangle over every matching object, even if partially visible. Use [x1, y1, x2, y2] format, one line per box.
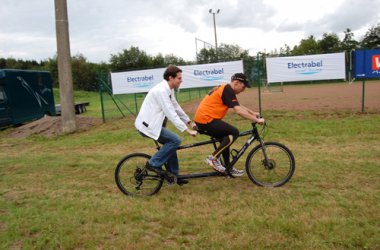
[7, 115, 102, 138]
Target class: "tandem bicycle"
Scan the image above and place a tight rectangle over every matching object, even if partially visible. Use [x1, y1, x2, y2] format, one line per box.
[115, 121, 295, 196]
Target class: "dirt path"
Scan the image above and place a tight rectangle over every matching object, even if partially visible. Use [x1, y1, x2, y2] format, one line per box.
[183, 81, 380, 114]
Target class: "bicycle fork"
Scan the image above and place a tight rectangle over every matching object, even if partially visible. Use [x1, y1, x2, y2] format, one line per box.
[258, 138, 274, 170]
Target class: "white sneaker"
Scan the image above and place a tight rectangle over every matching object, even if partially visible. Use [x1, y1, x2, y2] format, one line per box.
[230, 167, 244, 177]
[205, 155, 225, 173]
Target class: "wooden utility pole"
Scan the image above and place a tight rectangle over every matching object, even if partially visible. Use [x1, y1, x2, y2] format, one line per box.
[54, 0, 77, 133]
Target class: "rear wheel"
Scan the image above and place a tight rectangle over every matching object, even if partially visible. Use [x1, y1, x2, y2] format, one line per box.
[245, 142, 295, 187]
[115, 153, 164, 196]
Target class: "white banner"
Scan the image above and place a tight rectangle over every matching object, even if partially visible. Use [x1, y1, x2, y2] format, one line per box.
[111, 60, 243, 94]
[266, 52, 346, 83]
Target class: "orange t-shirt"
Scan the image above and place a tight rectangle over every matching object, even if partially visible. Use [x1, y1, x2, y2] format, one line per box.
[194, 84, 239, 124]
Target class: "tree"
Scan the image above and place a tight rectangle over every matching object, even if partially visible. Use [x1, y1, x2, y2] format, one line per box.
[360, 23, 380, 49]
[163, 54, 186, 66]
[318, 33, 341, 53]
[71, 54, 98, 91]
[152, 53, 165, 67]
[280, 44, 292, 56]
[341, 28, 359, 51]
[197, 47, 218, 64]
[0, 57, 42, 70]
[218, 43, 249, 61]
[196, 43, 248, 64]
[292, 35, 320, 55]
[109, 46, 153, 71]
[0, 58, 6, 68]
[269, 44, 291, 56]
[42, 56, 59, 87]
[41, 54, 108, 92]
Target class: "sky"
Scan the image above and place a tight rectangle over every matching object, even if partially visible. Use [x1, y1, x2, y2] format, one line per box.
[1, 0, 379, 63]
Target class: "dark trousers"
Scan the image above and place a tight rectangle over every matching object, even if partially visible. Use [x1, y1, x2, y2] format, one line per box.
[195, 119, 239, 166]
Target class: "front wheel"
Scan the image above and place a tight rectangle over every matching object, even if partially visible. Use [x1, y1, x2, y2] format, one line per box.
[245, 142, 295, 187]
[115, 153, 164, 196]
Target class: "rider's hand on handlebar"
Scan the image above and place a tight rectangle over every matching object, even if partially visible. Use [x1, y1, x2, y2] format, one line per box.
[188, 121, 197, 130]
[255, 117, 265, 125]
[186, 128, 198, 137]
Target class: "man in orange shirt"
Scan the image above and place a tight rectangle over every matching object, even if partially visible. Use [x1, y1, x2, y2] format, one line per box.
[194, 73, 265, 176]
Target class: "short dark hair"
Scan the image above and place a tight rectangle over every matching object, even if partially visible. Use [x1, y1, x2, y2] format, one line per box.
[163, 65, 182, 81]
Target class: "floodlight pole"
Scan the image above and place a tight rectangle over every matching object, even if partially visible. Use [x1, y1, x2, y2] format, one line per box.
[209, 9, 220, 61]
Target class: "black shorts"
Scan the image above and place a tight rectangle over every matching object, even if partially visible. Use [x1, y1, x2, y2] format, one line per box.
[195, 119, 239, 139]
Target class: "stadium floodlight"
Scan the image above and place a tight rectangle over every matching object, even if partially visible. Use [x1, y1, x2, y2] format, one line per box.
[209, 9, 220, 61]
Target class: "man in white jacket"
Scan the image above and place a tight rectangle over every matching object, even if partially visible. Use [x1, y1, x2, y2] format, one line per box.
[135, 65, 197, 184]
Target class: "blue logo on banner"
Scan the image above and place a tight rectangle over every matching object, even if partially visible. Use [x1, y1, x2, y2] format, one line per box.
[194, 68, 224, 81]
[354, 49, 380, 79]
[201, 76, 224, 81]
[127, 75, 154, 88]
[132, 82, 153, 88]
[288, 61, 323, 75]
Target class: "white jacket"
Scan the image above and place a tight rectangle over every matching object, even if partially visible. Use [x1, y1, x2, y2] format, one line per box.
[135, 80, 190, 140]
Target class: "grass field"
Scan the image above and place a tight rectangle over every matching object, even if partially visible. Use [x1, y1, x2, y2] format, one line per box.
[1, 100, 379, 249]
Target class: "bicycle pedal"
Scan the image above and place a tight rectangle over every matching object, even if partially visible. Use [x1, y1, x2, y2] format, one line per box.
[165, 179, 177, 186]
[166, 181, 176, 186]
[165, 173, 177, 185]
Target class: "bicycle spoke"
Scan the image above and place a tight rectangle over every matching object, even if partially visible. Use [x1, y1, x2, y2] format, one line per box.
[246, 142, 295, 187]
[115, 153, 164, 196]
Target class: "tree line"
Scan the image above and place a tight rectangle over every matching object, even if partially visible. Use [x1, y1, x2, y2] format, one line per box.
[1, 24, 379, 91]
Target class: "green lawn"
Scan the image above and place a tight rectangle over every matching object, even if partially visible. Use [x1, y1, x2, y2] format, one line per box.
[1, 105, 379, 248]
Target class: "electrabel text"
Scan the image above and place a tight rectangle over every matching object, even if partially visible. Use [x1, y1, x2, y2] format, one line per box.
[127, 75, 154, 82]
[194, 68, 224, 76]
[288, 61, 323, 69]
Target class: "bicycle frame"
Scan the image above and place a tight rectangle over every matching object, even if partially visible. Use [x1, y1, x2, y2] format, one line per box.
[153, 123, 265, 180]
[115, 121, 295, 196]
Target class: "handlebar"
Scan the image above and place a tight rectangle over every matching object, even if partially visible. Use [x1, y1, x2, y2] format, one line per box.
[252, 115, 265, 125]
